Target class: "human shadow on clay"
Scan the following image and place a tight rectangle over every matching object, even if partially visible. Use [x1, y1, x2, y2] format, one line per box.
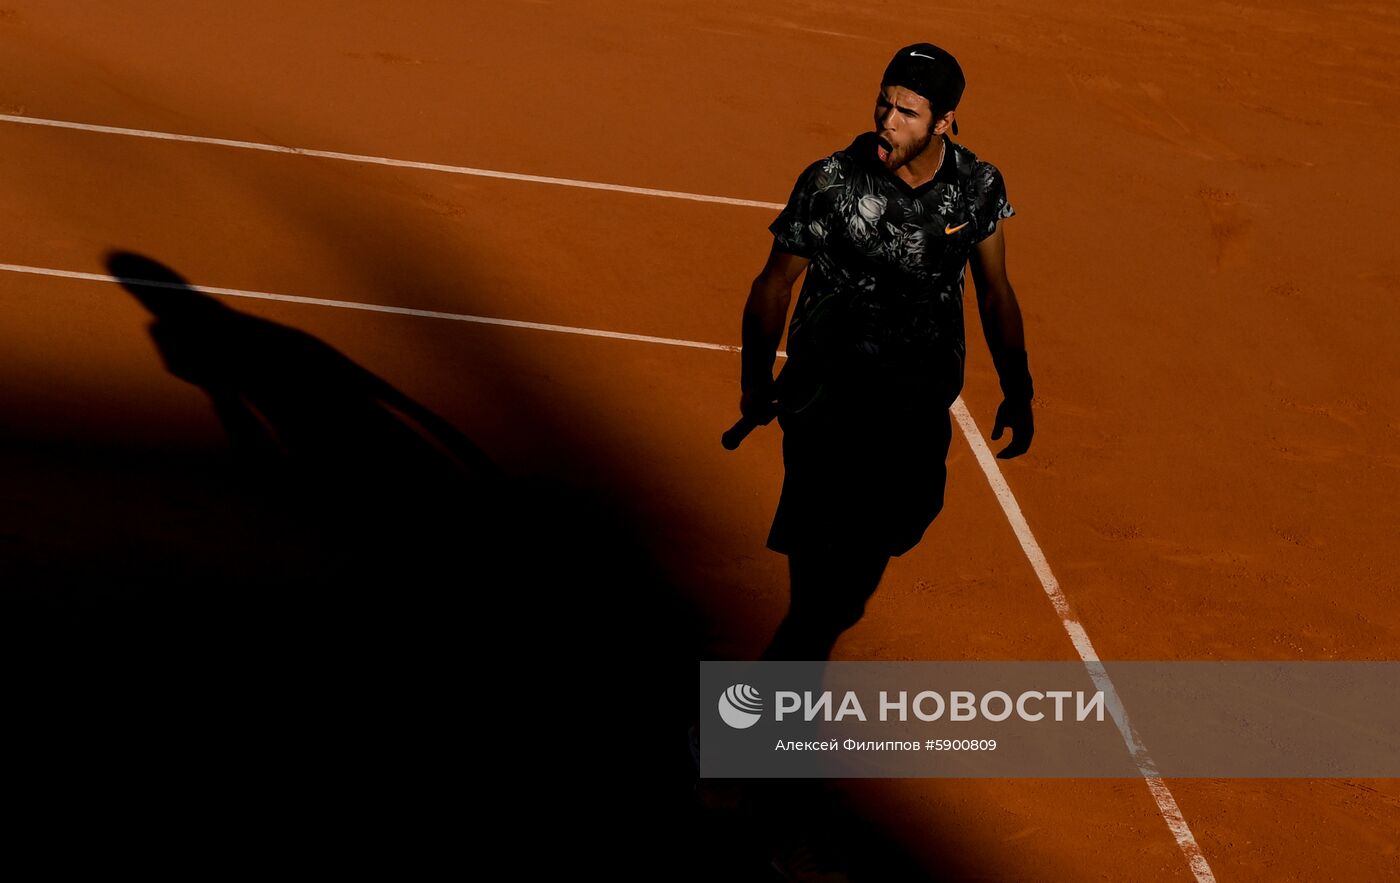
[106, 250, 512, 598]
[102, 249, 676, 692]
[109, 251, 498, 487]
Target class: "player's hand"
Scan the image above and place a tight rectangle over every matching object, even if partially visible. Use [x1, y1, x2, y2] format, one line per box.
[739, 384, 779, 426]
[991, 398, 1033, 459]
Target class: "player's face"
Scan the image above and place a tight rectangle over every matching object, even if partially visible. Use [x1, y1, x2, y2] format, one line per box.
[873, 85, 937, 169]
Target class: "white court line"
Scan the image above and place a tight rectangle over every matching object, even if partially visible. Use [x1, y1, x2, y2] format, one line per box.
[0, 113, 786, 211]
[0, 262, 754, 355]
[951, 401, 1217, 883]
[0, 109, 1216, 880]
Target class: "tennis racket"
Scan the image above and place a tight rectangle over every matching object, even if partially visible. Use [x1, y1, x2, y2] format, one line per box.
[722, 362, 802, 450]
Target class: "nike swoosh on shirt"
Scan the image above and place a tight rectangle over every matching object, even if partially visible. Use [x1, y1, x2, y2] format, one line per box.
[944, 221, 970, 234]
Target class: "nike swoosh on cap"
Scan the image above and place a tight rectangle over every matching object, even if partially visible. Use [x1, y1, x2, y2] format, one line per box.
[909, 51, 937, 59]
[944, 221, 970, 234]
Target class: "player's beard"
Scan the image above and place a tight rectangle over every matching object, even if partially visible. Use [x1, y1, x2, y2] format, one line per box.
[903, 128, 937, 168]
[880, 127, 936, 170]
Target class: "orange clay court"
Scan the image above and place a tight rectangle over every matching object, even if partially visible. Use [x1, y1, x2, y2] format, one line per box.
[2, 2, 1398, 880]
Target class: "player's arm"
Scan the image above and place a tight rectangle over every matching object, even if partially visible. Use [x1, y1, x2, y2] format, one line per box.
[969, 224, 1024, 354]
[739, 243, 808, 422]
[969, 224, 1035, 458]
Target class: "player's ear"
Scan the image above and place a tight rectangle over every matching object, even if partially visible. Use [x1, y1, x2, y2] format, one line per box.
[933, 110, 955, 135]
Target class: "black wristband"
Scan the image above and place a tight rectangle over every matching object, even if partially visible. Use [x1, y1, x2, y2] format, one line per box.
[992, 347, 1034, 402]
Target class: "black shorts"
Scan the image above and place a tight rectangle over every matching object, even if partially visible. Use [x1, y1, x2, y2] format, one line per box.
[765, 373, 955, 559]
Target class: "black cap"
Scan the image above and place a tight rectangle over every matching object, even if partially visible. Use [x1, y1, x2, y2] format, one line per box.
[881, 43, 965, 135]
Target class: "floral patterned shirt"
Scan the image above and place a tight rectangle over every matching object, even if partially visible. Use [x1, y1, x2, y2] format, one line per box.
[770, 131, 1015, 409]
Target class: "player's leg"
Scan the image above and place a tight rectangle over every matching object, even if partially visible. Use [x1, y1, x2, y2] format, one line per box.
[759, 545, 891, 662]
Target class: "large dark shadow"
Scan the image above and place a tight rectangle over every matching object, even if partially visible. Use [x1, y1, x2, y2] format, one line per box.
[2, 252, 716, 875]
[2, 251, 958, 879]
